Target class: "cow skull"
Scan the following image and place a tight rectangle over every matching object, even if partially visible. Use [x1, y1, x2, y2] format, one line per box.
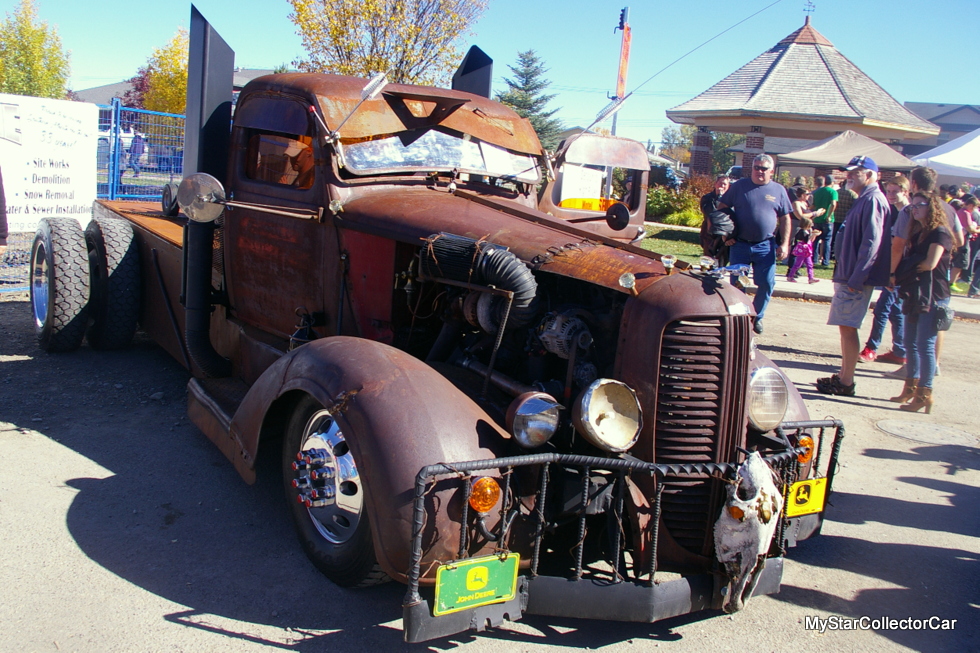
[713, 452, 784, 613]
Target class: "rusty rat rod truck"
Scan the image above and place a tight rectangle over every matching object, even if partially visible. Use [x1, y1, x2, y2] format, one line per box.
[30, 72, 844, 642]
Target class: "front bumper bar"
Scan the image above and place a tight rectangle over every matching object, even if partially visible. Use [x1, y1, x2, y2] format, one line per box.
[402, 419, 844, 642]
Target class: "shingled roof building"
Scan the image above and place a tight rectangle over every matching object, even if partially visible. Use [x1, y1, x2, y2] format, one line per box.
[667, 17, 939, 175]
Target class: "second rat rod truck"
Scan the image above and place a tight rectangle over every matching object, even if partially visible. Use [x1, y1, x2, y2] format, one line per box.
[30, 72, 844, 642]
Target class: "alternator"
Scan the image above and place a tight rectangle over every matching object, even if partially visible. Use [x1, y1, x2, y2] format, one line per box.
[537, 312, 591, 359]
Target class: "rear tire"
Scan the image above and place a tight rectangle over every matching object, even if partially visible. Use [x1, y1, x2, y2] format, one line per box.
[283, 395, 390, 588]
[85, 217, 141, 350]
[30, 218, 90, 352]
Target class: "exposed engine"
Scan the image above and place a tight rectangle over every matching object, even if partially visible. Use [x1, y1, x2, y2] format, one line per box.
[398, 233, 627, 455]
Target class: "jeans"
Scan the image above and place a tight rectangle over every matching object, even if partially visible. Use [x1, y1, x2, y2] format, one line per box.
[906, 306, 940, 388]
[970, 246, 980, 296]
[865, 288, 905, 356]
[730, 238, 777, 320]
[813, 223, 832, 264]
[963, 238, 980, 284]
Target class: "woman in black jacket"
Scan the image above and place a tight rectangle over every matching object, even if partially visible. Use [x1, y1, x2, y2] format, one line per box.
[890, 191, 952, 413]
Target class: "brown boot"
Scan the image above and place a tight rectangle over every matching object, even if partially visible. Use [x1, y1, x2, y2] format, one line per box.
[890, 378, 918, 403]
[900, 386, 934, 414]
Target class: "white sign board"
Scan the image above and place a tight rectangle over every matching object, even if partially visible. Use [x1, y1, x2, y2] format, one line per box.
[0, 93, 97, 232]
[559, 163, 606, 203]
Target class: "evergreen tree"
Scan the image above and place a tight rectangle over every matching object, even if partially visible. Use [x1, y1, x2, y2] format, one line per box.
[0, 0, 70, 99]
[496, 50, 563, 151]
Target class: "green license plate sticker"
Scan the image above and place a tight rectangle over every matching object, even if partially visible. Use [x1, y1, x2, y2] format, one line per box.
[433, 553, 520, 616]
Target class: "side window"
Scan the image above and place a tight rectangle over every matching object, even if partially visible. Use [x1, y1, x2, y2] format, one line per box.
[245, 133, 315, 189]
[557, 164, 640, 211]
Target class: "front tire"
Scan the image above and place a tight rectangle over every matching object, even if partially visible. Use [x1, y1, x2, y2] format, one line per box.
[30, 218, 90, 352]
[283, 395, 390, 588]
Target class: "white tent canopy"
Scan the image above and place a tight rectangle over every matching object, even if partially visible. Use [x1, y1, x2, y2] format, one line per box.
[912, 127, 980, 180]
[777, 130, 917, 170]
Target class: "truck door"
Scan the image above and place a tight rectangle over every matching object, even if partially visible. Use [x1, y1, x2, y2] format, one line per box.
[223, 95, 338, 342]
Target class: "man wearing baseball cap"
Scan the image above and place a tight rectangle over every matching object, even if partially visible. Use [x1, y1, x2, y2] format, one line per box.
[817, 156, 891, 396]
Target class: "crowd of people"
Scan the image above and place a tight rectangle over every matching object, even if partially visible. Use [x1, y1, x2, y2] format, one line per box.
[699, 155, 977, 414]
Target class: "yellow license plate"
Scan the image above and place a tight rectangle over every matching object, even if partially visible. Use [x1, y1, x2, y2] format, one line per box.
[433, 553, 520, 616]
[786, 478, 827, 517]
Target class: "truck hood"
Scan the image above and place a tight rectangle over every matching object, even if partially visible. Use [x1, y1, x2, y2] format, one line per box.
[338, 186, 667, 294]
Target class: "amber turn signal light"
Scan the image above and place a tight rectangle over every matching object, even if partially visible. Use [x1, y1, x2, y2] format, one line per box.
[797, 435, 814, 464]
[468, 477, 501, 514]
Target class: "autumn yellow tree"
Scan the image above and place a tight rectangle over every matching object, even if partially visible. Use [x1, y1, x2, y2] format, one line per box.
[0, 0, 70, 99]
[287, 0, 486, 85]
[143, 29, 188, 114]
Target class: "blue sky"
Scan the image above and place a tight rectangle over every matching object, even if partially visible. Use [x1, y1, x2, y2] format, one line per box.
[9, 0, 978, 145]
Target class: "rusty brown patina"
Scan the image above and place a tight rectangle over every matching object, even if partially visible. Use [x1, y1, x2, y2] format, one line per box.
[58, 70, 839, 643]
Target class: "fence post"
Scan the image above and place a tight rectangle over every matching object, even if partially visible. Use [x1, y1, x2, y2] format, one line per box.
[108, 98, 121, 201]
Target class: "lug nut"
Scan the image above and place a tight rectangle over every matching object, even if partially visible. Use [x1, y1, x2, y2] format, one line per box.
[303, 449, 330, 466]
[311, 486, 336, 500]
[292, 475, 311, 489]
[304, 498, 332, 508]
[296, 490, 312, 504]
[291, 460, 309, 471]
[311, 467, 335, 481]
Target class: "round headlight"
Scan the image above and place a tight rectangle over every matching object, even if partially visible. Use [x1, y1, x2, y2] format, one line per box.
[748, 367, 789, 431]
[572, 379, 642, 453]
[506, 392, 561, 449]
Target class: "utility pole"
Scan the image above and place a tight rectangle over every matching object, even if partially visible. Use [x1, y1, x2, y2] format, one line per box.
[605, 7, 632, 198]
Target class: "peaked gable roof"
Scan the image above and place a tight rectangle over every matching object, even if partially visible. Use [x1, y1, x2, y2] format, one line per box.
[667, 18, 939, 140]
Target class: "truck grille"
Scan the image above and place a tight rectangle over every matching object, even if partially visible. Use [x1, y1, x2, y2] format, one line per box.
[654, 316, 750, 556]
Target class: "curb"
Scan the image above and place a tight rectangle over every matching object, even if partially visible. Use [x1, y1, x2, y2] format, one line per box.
[743, 285, 980, 320]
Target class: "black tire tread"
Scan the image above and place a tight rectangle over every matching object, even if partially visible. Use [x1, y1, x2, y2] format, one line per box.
[33, 218, 90, 352]
[85, 217, 140, 350]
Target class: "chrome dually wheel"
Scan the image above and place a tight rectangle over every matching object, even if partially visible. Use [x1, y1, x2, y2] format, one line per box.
[283, 395, 389, 587]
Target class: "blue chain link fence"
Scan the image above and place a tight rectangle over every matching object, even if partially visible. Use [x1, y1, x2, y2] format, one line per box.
[1, 100, 185, 294]
[99, 98, 185, 201]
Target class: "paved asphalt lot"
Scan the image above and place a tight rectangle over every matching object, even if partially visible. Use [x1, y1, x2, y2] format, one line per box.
[0, 292, 977, 653]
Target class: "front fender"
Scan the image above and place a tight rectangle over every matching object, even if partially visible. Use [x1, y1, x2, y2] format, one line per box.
[229, 336, 510, 582]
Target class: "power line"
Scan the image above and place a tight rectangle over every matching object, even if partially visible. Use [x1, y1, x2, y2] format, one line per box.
[623, 0, 785, 102]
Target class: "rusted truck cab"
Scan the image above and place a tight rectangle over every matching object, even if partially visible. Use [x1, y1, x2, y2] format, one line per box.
[31, 73, 843, 643]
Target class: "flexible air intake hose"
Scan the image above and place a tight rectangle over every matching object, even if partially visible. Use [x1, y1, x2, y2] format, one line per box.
[421, 233, 538, 330]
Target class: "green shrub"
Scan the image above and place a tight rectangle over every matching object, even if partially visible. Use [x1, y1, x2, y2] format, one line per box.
[647, 186, 700, 219]
[661, 208, 703, 228]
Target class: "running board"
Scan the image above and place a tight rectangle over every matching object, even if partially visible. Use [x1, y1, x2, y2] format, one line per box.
[187, 377, 256, 483]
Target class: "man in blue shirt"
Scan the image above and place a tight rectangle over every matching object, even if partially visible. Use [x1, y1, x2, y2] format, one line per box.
[718, 154, 793, 334]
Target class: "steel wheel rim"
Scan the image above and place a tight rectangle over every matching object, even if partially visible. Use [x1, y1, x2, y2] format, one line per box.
[297, 410, 363, 544]
[31, 241, 49, 330]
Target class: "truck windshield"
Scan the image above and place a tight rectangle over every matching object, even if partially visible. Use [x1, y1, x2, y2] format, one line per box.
[342, 129, 540, 183]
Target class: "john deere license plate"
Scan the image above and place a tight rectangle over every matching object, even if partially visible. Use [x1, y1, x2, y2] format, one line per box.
[786, 478, 828, 517]
[433, 553, 520, 616]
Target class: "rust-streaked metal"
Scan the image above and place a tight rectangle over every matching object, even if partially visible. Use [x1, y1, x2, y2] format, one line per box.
[240, 73, 543, 156]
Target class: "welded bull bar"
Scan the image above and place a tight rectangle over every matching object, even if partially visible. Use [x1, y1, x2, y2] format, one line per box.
[403, 418, 843, 609]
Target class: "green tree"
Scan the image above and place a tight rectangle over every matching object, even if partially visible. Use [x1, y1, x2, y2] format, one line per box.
[495, 50, 564, 151]
[660, 125, 694, 163]
[0, 0, 70, 99]
[711, 132, 743, 175]
[143, 29, 188, 115]
[288, 0, 486, 86]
